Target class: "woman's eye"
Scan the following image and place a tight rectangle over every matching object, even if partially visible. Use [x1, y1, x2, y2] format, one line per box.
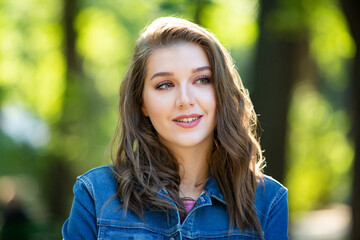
[195, 76, 211, 85]
[156, 81, 174, 90]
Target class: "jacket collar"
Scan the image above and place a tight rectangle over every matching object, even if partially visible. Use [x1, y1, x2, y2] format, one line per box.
[204, 174, 226, 205]
[158, 173, 226, 205]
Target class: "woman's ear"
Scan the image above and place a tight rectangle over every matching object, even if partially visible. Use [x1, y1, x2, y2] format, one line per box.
[142, 105, 149, 117]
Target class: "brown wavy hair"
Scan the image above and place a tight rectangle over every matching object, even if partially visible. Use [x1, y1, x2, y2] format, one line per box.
[110, 17, 265, 235]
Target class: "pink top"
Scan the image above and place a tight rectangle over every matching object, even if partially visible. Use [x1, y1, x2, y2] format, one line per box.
[183, 200, 196, 214]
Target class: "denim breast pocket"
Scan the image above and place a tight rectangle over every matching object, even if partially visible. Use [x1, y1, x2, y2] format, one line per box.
[183, 231, 262, 240]
[192, 235, 262, 240]
[99, 225, 166, 240]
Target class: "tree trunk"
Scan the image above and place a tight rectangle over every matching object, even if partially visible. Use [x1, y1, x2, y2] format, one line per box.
[44, 0, 82, 220]
[252, 0, 309, 183]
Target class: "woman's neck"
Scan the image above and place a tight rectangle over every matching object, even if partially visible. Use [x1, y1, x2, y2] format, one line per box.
[163, 140, 213, 200]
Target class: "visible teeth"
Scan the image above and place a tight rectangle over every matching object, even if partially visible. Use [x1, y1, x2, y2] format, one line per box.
[177, 117, 199, 123]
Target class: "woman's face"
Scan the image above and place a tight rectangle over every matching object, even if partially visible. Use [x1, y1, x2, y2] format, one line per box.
[142, 42, 216, 150]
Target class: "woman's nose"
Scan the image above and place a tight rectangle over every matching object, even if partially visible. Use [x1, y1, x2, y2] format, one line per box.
[175, 83, 195, 108]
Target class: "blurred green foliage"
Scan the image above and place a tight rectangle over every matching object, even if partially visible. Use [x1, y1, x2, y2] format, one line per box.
[286, 83, 353, 212]
[308, 1, 355, 89]
[284, 0, 355, 214]
[0, 0, 356, 238]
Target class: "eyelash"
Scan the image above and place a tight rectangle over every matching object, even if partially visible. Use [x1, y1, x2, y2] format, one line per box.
[155, 81, 174, 90]
[195, 76, 211, 85]
[155, 76, 211, 90]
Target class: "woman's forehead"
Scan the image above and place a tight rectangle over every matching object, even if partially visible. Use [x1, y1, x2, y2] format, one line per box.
[146, 43, 210, 73]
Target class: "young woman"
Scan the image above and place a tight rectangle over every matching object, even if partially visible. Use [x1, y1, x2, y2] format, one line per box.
[62, 17, 289, 239]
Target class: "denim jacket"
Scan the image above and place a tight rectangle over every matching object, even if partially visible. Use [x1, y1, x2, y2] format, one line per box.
[62, 165, 289, 239]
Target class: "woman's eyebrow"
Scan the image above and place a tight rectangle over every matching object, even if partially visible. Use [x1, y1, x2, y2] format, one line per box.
[193, 66, 211, 73]
[150, 72, 174, 80]
[150, 66, 211, 80]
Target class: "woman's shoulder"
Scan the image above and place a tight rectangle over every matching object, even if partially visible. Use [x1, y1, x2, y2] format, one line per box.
[74, 165, 118, 203]
[255, 174, 288, 220]
[77, 165, 116, 187]
[256, 174, 288, 203]
[255, 175, 289, 238]
[79, 164, 115, 181]
[260, 174, 287, 193]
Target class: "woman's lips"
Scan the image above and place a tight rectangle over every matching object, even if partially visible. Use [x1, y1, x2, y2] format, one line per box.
[173, 114, 202, 128]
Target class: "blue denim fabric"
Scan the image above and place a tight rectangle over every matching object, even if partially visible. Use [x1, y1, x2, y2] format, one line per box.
[62, 165, 289, 239]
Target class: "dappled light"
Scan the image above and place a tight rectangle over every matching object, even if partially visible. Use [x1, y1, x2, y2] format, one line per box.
[203, 0, 259, 47]
[286, 83, 353, 212]
[309, 2, 355, 89]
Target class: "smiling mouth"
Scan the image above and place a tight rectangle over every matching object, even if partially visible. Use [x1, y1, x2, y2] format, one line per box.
[175, 117, 201, 123]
